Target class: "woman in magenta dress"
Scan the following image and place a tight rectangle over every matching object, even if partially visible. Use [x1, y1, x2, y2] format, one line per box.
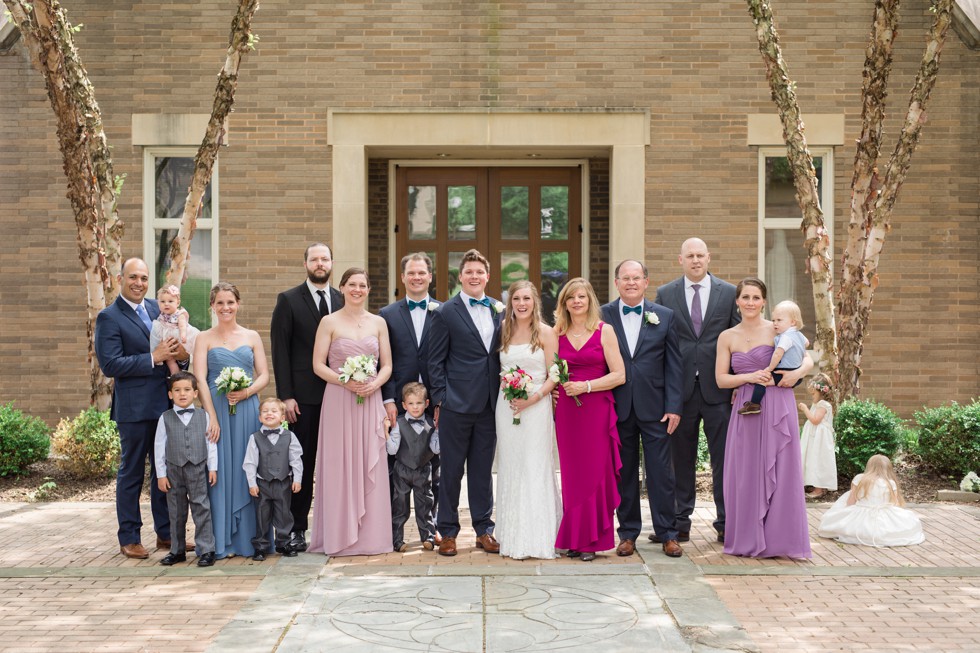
[715, 278, 813, 559]
[552, 278, 626, 561]
[309, 268, 393, 556]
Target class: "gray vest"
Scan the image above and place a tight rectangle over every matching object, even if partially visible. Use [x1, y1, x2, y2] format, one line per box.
[394, 415, 434, 470]
[162, 409, 208, 466]
[254, 430, 292, 481]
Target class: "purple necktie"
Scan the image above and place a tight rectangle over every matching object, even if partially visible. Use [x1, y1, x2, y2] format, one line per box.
[691, 284, 703, 337]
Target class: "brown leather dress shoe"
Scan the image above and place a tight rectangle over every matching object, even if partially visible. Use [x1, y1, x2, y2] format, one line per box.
[662, 540, 683, 558]
[475, 533, 499, 553]
[438, 536, 457, 557]
[156, 536, 171, 551]
[649, 531, 689, 543]
[616, 539, 635, 556]
[120, 543, 149, 559]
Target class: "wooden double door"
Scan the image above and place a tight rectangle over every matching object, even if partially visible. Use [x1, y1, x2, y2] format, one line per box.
[394, 166, 582, 322]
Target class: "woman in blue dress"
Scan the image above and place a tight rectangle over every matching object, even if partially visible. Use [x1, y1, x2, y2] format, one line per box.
[194, 282, 270, 558]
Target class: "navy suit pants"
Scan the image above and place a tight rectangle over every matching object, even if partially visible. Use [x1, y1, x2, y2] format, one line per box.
[116, 419, 170, 546]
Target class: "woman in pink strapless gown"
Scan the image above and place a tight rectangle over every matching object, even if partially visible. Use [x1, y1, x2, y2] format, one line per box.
[552, 278, 625, 561]
[309, 268, 393, 556]
[715, 278, 813, 559]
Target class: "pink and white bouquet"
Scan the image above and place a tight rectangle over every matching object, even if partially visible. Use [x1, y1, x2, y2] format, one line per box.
[215, 366, 251, 415]
[338, 354, 377, 404]
[500, 366, 534, 425]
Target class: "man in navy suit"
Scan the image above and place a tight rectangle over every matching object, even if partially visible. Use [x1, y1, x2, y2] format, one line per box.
[602, 260, 684, 558]
[427, 249, 501, 557]
[655, 238, 740, 544]
[270, 243, 343, 551]
[381, 252, 440, 521]
[95, 258, 181, 558]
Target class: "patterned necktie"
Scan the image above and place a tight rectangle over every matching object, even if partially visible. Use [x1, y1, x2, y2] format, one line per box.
[316, 290, 329, 318]
[135, 304, 152, 332]
[408, 299, 427, 311]
[469, 297, 491, 309]
[691, 284, 703, 337]
[622, 304, 642, 316]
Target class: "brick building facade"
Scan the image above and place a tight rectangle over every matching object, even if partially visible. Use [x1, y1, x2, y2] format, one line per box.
[1, 0, 977, 424]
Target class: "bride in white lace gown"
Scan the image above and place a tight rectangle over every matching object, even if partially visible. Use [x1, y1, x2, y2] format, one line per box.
[494, 281, 562, 560]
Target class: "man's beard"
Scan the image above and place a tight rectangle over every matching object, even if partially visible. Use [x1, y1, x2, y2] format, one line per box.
[308, 268, 331, 284]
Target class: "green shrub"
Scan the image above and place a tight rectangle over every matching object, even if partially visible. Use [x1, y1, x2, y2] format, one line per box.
[51, 407, 120, 479]
[834, 399, 903, 478]
[914, 400, 980, 477]
[0, 403, 51, 476]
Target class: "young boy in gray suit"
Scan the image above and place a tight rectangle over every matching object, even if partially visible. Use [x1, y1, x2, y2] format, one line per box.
[154, 371, 217, 567]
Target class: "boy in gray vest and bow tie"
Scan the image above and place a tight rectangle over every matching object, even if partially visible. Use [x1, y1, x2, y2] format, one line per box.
[154, 371, 217, 567]
[243, 397, 303, 561]
[386, 382, 440, 552]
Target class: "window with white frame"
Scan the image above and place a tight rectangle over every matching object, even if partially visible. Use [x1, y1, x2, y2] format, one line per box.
[758, 147, 833, 339]
[143, 148, 218, 330]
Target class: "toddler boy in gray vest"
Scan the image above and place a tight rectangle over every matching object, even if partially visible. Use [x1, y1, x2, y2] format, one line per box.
[154, 371, 217, 567]
[386, 382, 440, 552]
[243, 397, 303, 561]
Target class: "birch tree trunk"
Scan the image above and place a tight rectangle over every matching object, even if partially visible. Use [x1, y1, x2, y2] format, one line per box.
[7, 0, 118, 408]
[164, 0, 260, 286]
[836, 0, 954, 397]
[745, 0, 838, 382]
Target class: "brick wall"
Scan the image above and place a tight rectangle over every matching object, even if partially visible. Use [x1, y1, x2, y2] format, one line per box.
[1, 0, 976, 422]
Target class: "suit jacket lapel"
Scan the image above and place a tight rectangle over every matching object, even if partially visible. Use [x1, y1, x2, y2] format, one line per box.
[674, 281, 697, 338]
[451, 294, 484, 344]
[702, 274, 724, 328]
[118, 296, 150, 337]
[397, 300, 421, 351]
[419, 301, 436, 350]
[300, 284, 321, 325]
[633, 300, 653, 356]
[607, 301, 632, 360]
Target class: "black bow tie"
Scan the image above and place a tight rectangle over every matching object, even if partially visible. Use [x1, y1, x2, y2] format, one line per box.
[622, 304, 642, 315]
[407, 417, 426, 426]
[469, 297, 491, 308]
[263, 428, 281, 435]
[176, 408, 194, 415]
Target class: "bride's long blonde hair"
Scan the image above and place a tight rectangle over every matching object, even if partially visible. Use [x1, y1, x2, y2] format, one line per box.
[499, 280, 543, 353]
[853, 455, 905, 506]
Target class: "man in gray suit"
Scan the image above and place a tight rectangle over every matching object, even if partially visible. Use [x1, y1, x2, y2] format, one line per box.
[655, 238, 740, 543]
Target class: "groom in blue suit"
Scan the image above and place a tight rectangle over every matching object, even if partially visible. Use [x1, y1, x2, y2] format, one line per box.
[602, 260, 684, 558]
[427, 249, 502, 556]
[95, 258, 181, 558]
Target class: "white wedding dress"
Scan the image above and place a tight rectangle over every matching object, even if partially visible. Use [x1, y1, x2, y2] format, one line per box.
[494, 343, 562, 559]
[818, 476, 924, 547]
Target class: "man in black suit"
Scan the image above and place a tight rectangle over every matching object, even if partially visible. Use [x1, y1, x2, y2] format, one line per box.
[602, 260, 684, 558]
[380, 252, 440, 521]
[655, 238, 740, 543]
[95, 258, 183, 558]
[427, 249, 502, 557]
[270, 243, 343, 551]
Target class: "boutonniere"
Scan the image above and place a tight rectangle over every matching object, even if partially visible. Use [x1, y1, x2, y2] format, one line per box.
[644, 311, 660, 326]
[427, 301, 439, 312]
[493, 301, 505, 314]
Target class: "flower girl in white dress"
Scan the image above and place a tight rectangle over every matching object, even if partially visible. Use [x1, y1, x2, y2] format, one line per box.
[818, 455, 924, 547]
[798, 373, 837, 498]
[494, 281, 562, 560]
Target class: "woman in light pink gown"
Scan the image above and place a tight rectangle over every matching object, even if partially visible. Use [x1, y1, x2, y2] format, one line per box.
[308, 268, 393, 556]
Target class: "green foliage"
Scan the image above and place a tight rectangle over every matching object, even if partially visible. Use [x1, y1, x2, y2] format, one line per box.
[696, 423, 710, 471]
[51, 408, 120, 479]
[834, 399, 903, 478]
[913, 400, 980, 477]
[30, 479, 58, 502]
[0, 403, 51, 477]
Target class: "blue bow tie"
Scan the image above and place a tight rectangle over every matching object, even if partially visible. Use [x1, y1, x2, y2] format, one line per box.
[622, 304, 642, 316]
[469, 297, 491, 309]
[408, 299, 427, 311]
[176, 408, 194, 415]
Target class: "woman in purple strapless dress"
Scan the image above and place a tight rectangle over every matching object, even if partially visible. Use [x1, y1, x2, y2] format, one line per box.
[552, 278, 625, 562]
[309, 267, 394, 557]
[715, 278, 813, 559]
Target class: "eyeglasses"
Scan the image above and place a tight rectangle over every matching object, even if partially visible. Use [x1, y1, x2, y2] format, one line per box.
[617, 276, 646, 283]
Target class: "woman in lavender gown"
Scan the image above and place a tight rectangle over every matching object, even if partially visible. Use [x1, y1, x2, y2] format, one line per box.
[715, 278, 813, 559]
[309, 268, 393, 556]
[553, 278, 625, 561]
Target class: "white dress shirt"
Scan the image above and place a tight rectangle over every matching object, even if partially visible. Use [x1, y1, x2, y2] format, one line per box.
[306, 279, 332, 314]
[618, 299, 643, 356]
[684, 276, 711, 322]
[460, 291, 494, 352]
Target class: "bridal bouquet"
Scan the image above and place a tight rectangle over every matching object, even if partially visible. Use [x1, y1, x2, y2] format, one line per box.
[215, 366, 252, 415]
[338, 354, 377, 404]
[549, 354, 581, 406]
[500, 366, 533, 425]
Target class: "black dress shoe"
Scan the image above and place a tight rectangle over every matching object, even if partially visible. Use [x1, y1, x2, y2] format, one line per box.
[160, 552, 186, 566]
[252, 551, 266, 562]
[717, 531, 725, 543]
[197, 552, 216, 567]
[566, 549, 581, 558]
[648, 531, 690, 544]
[276, 545, 298, 557]
[289, 531, 308, 552]
[580, 551, 597, 562]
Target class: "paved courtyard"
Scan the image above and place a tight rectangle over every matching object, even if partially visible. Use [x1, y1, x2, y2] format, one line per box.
[0, 493, 977, 652]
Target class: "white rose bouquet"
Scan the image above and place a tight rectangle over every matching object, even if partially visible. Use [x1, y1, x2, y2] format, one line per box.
[215, 366, 252, 415]
[338, 354, 378, 404]
[548, 353, 581, 407]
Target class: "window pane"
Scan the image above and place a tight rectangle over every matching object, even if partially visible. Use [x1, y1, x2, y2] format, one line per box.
[764, 228, 815, 337]
[540, 252, 569, 326]
[154, 229, 213, 331]
[540, 186, 569, 240]
[499, 252, 530, 301]
[155, 157, 211, 222]
[764, 156, 823, 220]
[500, 186, 529, 239]
[447, 251, 463, 297]
[448, 186, 476, 241]
[408, 185, 437, 239]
